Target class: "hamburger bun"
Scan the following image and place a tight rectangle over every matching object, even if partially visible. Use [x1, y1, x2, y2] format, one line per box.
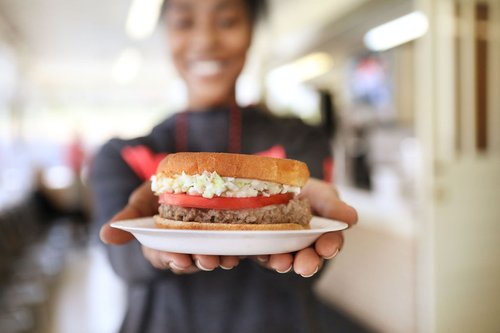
[156, 152, 309, 187]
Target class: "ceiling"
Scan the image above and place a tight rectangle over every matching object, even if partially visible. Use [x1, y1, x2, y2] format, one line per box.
[1, 0, 415, 140]
[0, 0, 132, 63]
[0, 0, 371, 68]
[1, 0, 395, 118]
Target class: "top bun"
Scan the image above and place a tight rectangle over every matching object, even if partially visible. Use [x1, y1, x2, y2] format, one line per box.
[156, 152, 310, 187]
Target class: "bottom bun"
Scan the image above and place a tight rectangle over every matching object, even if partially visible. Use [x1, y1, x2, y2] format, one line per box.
[154, 215, 307, 231]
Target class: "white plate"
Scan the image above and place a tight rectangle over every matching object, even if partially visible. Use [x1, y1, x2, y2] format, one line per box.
[111, 217, 348, 255]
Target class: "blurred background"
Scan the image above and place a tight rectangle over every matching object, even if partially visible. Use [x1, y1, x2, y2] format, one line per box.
[0, 0, 499, 332]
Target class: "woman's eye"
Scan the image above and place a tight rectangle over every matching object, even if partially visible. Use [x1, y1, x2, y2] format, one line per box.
[217, 17, 238, 28]
[170, 17, 193, 30]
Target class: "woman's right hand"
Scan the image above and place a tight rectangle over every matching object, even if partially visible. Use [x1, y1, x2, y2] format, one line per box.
[99, 181, 241, 274]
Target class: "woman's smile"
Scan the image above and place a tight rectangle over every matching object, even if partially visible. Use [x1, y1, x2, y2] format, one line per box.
[188, 59, 225, 77]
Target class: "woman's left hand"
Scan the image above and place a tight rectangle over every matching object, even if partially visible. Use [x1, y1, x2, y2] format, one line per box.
[255, 178, 358, 277]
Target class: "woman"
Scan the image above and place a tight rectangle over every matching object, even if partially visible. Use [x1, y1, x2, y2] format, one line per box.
[90, 0, 358, 332]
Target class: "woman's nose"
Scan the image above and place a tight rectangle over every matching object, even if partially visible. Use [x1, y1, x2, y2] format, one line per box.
[191, 25, 218, 52]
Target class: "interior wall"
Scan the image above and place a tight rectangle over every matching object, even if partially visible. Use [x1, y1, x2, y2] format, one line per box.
[414, 0, 500, 332]
[312, 2, 420, 333]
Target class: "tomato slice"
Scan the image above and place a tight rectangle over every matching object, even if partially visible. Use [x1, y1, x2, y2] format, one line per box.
[159, 193, 293, 210]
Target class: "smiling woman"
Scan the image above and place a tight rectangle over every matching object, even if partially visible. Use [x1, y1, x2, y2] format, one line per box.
[89, 0, 358, 332]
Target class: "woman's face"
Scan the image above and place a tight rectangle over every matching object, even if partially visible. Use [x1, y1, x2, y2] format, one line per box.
[165, 0, 253, 109]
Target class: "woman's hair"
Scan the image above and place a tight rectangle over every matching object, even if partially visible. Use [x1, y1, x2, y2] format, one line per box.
[246, 0, 268, 23]
[161, 0, 268, 24]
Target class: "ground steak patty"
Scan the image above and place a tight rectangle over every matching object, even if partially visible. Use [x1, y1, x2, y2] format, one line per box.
[158, 198, 312, 226]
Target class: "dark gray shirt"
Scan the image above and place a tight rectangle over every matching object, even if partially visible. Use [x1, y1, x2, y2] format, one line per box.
[89, 107, 333, 333]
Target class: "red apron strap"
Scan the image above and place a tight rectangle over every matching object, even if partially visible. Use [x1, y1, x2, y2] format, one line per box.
[323, 156, 334, 183]
[175, 112, 189, 152]
[228, 106, 242, 153]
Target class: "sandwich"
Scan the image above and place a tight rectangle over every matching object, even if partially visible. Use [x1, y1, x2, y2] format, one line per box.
[151, 152, 312, 230]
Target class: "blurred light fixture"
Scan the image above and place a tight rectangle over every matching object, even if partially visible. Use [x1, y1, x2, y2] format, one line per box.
[364, 11, 429, 52]
[126, 0, 164, 40]
[112, 48, 143, 85]
[268, 52, 334, 84]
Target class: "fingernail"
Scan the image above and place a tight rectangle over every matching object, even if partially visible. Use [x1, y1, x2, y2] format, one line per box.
[324, 248, 340, 260]
[99, 230, 110, 245]
[300, 266, 319, 278]
[276, 265, 293, 274]
[220, 261, 238, 270]
[195, 260, 214, 272]
[257, 256, 269, 263]
[170, 262, 188, 271]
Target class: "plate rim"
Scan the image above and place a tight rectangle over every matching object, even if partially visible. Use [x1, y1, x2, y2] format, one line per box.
[111, 216, 348, 235]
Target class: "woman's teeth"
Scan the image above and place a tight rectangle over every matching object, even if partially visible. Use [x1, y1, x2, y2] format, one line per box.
[190, 60, 223, 76]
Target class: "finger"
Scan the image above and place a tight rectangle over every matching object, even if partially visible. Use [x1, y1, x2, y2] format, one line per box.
[310, 195, 357, 226]
[322, 200, 358, 226]
[293, 248, 321, 278]
[101, 204, 146, 245]
[268, 253, 294, 273]
[100, 221, 135, 245]
[192, 255, 220, 272]
[300, 178, 358, 226]
[142, 246, 169, 269]
[254, 255, 269, 265]
[315, 232, 343, 259]
[127, 181, 159, 217]
[101, 181, 159, 245]
[171, 266, 200, 275]
[309, 190, 357, 226]
[142, 247, 194, 271]
[219, 256, 240, 270]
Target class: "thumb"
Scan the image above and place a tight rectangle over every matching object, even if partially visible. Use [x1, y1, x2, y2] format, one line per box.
[100, 206, 141, 245]
[300, 178, 358, 227]
[100, 181, 158, 245]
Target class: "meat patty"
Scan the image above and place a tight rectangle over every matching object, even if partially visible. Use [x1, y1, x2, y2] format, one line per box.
[159, 198, 311, 226]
